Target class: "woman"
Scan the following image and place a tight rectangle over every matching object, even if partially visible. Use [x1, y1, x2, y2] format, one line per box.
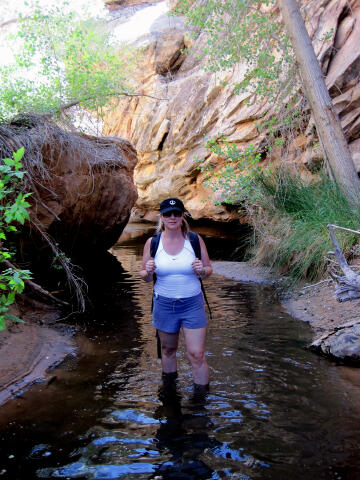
[140, 198, 213, 388]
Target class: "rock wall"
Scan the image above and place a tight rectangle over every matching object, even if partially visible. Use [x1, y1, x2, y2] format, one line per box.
[103, 0, 360, 221]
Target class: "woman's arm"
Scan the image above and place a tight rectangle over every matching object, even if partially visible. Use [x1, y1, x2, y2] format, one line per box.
[139, 237, 156, 282]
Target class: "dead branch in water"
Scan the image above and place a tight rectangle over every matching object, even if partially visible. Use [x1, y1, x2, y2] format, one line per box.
[327, 224, 360, 302]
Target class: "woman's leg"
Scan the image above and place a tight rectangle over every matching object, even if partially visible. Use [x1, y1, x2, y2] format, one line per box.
[183, 327, 209, 385]
[158, 330, 179, 373]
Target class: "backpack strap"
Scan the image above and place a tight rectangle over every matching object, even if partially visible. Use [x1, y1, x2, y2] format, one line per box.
[188, 231, 213, 321]
[188, 231, 201, 259]
[150, 232, 161, 258]
[151, 230, 200, 259]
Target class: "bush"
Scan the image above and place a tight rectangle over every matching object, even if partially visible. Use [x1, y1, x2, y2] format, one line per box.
[249, 170, 360, 282]
[0, 147, 32, 330]
[0, 1, 135, 121]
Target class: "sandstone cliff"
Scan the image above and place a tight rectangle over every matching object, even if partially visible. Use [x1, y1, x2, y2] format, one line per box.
[103, 0, 360, 222]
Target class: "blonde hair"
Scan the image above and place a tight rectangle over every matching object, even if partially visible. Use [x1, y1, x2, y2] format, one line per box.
[156, 214, 190, 238]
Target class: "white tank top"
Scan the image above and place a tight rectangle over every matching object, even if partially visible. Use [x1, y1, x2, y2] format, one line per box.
[154, 236, 201, 298]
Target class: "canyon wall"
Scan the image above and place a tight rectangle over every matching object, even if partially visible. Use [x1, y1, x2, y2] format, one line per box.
[103, 0, 360, 222]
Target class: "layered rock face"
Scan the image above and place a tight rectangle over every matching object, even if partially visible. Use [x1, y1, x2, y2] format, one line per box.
[0, 119, 138, 254]
[103, 0, 360, 222]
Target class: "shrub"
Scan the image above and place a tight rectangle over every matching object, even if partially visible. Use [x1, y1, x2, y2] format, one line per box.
[0, 147, 32, 330]
[249, 171, 360, 282]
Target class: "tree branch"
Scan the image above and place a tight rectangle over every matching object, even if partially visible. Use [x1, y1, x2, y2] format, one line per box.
[1, 260, 69, 306]
[61, 91, 168, 112]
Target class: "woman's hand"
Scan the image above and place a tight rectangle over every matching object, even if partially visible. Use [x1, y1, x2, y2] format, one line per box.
[146, 258, 156, 276]
[140, 238, 157, 282]
[192, 258, 206, 278]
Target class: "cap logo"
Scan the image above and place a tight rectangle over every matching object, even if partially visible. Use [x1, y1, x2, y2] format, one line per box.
[169, 200, 176, 205]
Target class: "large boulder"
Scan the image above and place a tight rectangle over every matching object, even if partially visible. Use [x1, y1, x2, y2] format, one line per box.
[0, 117, 138, 255]
[103, 0, 360, 221]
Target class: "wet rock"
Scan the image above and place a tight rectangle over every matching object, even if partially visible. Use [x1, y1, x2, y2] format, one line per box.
[309, 321, 360, 364]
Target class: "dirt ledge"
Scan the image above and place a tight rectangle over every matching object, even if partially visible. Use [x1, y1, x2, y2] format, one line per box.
[0, 323, 76, 407]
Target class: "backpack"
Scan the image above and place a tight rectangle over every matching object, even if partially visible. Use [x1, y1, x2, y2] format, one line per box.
[150, 231, 213, 358]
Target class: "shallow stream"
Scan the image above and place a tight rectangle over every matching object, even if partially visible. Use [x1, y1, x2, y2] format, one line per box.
[0, 226, 360, 479]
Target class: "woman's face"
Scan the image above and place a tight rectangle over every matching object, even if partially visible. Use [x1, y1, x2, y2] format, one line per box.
[161, 210, 183, 230]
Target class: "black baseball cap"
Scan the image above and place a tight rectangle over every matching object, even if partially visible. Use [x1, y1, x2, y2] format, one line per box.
[159, 198, 185, 214]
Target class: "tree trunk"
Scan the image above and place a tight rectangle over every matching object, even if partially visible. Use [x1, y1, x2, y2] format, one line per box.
[277, 0, 360, 205]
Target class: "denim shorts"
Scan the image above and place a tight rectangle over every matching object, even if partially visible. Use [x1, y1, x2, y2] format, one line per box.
[152, 292, 207, 334]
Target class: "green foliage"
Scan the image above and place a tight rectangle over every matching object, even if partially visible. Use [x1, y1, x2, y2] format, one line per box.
[175, 0, 295, 101]
[0, 148, 32, 330]
[0, 1, 134, 120]
[201, 135, 360, 282]
[179, 1, 350, 282]
[199, 135, 269, 204]
[250, 171, 360, 282]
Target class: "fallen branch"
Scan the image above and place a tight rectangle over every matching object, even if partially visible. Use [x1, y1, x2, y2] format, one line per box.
[327, 224, 360, 302]
[328, 224, 360, 235]
[301, 278, 332, 290]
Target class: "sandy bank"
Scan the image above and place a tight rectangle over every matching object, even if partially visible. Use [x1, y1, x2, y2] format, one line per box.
[212, 261, 277, 285]
[0, 323, 76, 406]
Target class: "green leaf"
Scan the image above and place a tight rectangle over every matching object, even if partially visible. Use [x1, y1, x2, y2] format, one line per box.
[5, 314, 24, 324]
[12, 147, 24, 163]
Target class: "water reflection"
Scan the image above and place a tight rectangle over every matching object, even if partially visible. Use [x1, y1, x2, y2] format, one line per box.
[151, 381, 217, 479]
[0, 240, 360, 479]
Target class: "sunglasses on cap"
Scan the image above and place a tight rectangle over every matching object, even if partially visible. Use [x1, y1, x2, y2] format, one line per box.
[162, 210, 183, 218]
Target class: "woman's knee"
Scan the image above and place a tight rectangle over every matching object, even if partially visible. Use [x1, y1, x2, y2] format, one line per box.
[187, 348, 206, 365]
[161, 345, 177, 358]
